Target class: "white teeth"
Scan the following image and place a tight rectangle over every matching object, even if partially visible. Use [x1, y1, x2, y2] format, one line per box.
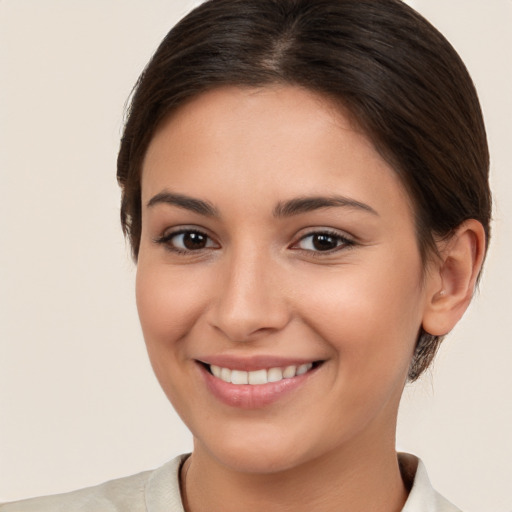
[282, 365, 297, 378]
[231, 370, 248, 385]
[296, 363, 313, 375]
[220, 367, 231, 383]
[248, 369, 268, 385]
[267, 367, 283, 382]
[209, 362, 315, 385]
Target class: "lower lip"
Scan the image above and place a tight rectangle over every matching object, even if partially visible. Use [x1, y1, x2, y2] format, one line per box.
[199, 363, 318, 409]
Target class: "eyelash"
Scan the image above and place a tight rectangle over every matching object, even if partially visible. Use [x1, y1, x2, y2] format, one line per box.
[153, 228, 355, 255]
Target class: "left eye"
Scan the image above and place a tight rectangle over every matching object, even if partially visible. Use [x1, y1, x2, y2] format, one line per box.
[157, 230, 218, 252]
[295, 232, 352, 252]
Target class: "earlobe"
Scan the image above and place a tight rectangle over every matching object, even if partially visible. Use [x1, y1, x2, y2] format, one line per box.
[422, 219, 486, 336]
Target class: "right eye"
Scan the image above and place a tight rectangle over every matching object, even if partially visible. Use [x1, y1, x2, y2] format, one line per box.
[154, 229, 218, 253]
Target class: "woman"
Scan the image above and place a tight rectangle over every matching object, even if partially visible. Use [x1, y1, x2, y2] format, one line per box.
[0, 0, 493, 510]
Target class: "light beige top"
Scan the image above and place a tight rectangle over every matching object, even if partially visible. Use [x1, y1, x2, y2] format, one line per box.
[0, 453, 461, 511]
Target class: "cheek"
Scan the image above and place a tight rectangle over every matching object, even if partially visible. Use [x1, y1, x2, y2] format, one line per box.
[135, 263, 207, 362]
[300, 263, 424, 376]
[135, 262, 214, 418]
[298, 270, 424, 436]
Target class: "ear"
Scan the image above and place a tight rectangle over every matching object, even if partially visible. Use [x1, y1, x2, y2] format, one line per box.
[422, 219, 486, 336]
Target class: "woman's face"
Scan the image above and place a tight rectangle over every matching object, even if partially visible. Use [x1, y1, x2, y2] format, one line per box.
[137, 86, 434, 473]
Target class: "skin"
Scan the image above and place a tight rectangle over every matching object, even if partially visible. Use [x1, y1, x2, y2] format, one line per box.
[136, 86, 484, 512]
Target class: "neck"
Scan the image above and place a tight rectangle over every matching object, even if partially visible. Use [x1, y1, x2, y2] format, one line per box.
[181, 435, 408, 512]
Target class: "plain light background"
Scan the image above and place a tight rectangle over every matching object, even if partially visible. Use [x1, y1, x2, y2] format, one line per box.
[1, 1, 511, 511]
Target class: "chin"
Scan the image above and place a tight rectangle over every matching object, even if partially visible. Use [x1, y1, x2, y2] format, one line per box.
[194, 426, 315, 475]
[211, 446, 307, 475]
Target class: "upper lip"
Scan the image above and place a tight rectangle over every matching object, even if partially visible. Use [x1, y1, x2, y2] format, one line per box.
[196, 354, 322, 371]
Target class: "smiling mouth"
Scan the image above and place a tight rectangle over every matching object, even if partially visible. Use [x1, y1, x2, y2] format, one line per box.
[202, 361, 323, 385]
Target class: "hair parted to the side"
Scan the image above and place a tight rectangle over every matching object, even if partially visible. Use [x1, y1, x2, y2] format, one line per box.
[117, 0, 491, 381]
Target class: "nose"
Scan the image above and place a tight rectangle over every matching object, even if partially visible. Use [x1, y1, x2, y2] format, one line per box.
[207, 247, 291, 342]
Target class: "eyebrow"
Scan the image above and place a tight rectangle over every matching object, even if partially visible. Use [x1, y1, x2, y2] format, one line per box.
[146, 191, 378, 218]
[273, 195, 378, 217]
[147, 191, 219, 217]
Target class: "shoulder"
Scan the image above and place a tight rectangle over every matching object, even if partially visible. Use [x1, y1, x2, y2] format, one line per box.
[399, 453, 462, 512]
[0, 470, 151, 512]
[0, 455, 188, 512]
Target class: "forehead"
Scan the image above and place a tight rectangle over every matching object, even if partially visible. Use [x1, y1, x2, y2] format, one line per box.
[141, 85, 412, 219]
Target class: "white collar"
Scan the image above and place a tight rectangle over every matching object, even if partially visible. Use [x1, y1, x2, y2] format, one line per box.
[399, 453, 461, 512]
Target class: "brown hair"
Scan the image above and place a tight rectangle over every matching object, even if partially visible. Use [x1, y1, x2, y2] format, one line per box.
[117, 0, 491, 380]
